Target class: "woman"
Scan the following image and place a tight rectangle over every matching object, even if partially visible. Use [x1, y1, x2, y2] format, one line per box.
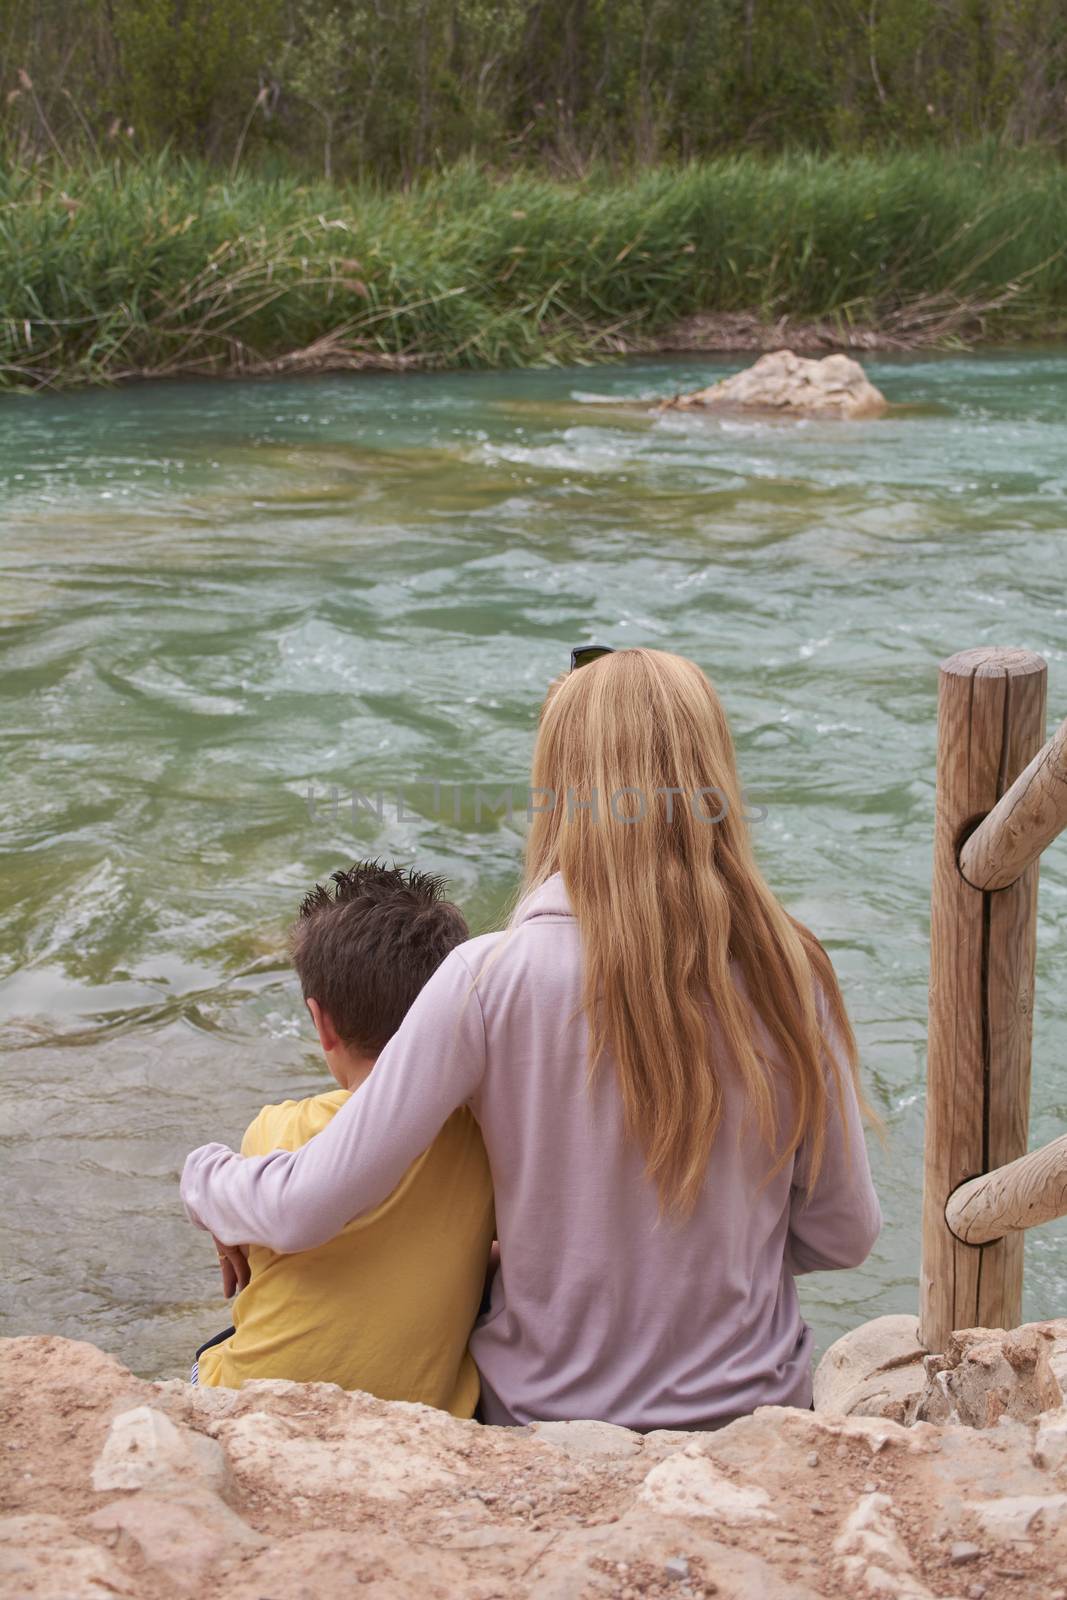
[182, 648, 881, 1429]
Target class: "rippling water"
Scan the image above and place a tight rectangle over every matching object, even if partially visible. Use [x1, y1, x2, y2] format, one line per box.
[2, 352, 1065, 1379]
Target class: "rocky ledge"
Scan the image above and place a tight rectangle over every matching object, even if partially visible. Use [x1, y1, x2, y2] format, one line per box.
[1, 1323, 1066, 1600]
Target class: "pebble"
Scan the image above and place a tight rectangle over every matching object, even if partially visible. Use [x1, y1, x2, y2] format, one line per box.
[966, 1587, 986, 1600]
[806, 1451, 819, 1467]
[809, 1501, 826, 1516]
[664, 1556, 690, 1580]
[862, 1481, 877, 1493]
[950, 1542, 983, 1566]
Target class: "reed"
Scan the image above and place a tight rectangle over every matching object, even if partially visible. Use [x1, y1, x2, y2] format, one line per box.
[2, 148, 1065, 388]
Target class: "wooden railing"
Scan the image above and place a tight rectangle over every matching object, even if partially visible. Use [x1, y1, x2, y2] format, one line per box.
[919, 647, 1067, 1353]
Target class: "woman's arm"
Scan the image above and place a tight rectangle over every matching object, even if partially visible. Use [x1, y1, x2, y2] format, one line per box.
[181, 946, 487, 1253]
[786, 1007, 882, 1275]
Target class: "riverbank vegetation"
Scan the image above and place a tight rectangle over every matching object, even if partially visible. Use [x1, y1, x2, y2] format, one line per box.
[2, 149, 1066, 388]
[4, 1, 1066, 179]
[3, 1, 1066, 388]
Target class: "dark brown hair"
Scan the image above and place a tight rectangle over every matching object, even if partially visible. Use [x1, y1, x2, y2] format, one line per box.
[290, 861, 468, 1054]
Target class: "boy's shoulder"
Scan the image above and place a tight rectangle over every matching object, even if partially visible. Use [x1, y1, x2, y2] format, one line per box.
[241, 1087, 351, 1156]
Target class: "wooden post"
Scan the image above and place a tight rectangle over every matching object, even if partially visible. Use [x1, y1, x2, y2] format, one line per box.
[919, 647, 1047, 1353]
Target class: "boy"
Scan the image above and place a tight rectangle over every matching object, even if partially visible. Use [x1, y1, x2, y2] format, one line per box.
[193, 861, 494, 1418]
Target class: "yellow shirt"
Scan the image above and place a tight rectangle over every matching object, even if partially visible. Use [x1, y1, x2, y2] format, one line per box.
[196, 1089, 494, 1416]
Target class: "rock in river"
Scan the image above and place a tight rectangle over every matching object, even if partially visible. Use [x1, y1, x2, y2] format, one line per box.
[662, 349, 887, 420]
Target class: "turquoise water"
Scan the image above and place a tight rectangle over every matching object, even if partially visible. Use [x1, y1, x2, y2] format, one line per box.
[1, 352, 1064, 1379]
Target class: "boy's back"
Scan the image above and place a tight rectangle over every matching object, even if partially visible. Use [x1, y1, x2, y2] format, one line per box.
[192, 860, 494, 1415]
[197, 1088, 493, 1414]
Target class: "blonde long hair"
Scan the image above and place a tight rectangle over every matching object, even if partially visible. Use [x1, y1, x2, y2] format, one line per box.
[524, 647, 866, 1216]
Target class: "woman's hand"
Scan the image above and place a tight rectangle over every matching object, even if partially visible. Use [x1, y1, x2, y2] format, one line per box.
[212, 1235, 250, 1298]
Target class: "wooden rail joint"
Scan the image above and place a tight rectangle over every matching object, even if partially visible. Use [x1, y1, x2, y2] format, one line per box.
[944, 1133, 1067, 1248]
[958, 710, 1067, 892]
[955, 814, 994, 892]
[944, 1176, 1002, 1248]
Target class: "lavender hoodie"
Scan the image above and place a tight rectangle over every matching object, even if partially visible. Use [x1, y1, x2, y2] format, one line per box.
[181, 873, 881, 1429]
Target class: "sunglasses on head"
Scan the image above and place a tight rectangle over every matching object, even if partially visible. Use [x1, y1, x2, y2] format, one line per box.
[569, 644, 615, 672]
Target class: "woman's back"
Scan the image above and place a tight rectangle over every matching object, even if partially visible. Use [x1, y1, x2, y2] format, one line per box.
[182, 648, 882, 1429]
[467, 874, 880, 1428]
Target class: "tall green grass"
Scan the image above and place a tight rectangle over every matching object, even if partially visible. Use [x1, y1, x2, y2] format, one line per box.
[2, 149, 1066, 388]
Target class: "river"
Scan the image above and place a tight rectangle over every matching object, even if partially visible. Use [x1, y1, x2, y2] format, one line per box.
[1, 352, 1064, 1379]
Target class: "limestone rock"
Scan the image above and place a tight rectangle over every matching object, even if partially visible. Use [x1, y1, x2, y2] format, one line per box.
[833, 1492, 933, 1600]
[916, 1326, 1062, 1428]
[1048, 1322, 1067, 1391]
[638, 1443, 777, 1522]
[219, 1529, 494, 1600]
[1035, 1408, 1067, 1472]
[661, 350, 887, 420]
[0, 1513, 137, 1599]
[814, 1313, 927, 1421]
[0, 1334, 149, 1520]
[966, 1492, 1067, 1540]
[815, 1314, 1067, 1427]
[527, 1417, 642, 1459]
[214, 1401, 462, 1503]
[88, 1490, 265, 1585]
[92, 1403, 230, 1494]
[4, 1331, 1067, 1600]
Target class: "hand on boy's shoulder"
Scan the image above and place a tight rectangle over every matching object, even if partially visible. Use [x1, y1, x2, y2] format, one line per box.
[240, 1087, 352, 1157]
